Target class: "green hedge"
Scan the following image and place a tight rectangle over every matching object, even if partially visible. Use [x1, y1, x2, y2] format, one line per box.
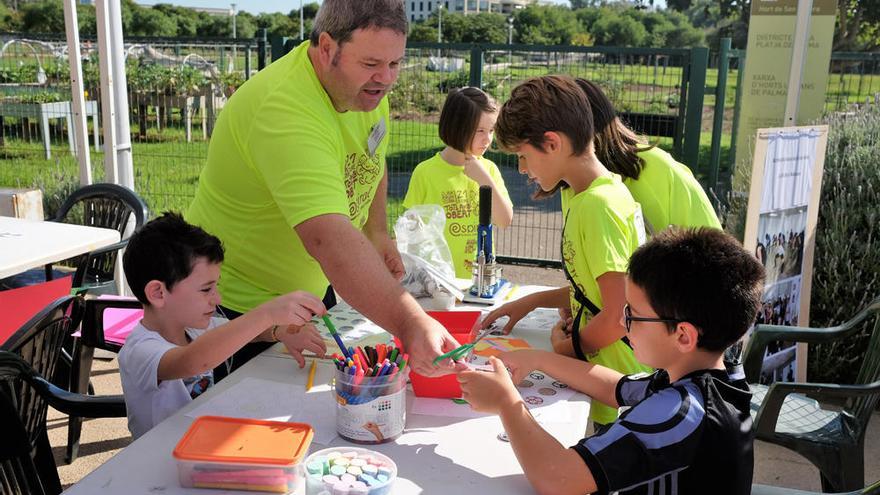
[808, 102, 880, 383]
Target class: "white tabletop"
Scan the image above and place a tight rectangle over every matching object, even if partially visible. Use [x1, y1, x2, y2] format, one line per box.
[0, 216, 121, 279]
[63, 287, 589, 495]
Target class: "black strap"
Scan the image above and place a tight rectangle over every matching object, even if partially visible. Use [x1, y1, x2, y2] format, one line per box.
[561, 211, 601, 361]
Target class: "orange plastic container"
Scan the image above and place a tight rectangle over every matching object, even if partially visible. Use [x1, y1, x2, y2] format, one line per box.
[172, 416, 314, 493]
[398, 311, 481, 398]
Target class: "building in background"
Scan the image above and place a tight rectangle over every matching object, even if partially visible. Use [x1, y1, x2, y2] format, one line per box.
[406, 0, 537, 22]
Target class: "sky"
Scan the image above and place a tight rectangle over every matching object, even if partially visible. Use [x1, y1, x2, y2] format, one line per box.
[137, 0, 572, 15]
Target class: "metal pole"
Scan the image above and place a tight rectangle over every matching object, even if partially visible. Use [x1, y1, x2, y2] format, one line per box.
[108, 0, 133, 190]
[231, 3, 237, 39]
[95, 0, 118, 185]
[62, 0, 92, 186]
[708, 38, 731, 192]
[438, 5, 442, 44]
[784, 0, 814, 126]
[300, 0, 304, 40]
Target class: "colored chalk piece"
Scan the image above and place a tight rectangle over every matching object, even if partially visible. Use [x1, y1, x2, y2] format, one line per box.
[377, 466, 392, 477]
[322, 474, 340, 485]
[361, 464, 378, 476]
[329, 465, 347, 477]
[350, 481, 369, 495]
[332, 457, 351, 467]
[307, 462, 324, 475]
[377, 474, 389, 483]
[349, 458, 367, 467]
[331, 481, 351, 495]
[327, 451, 342, 460]
[340, 473, 356, 484]
[342, 451, 359, 459]
[359, 474, 379, 487]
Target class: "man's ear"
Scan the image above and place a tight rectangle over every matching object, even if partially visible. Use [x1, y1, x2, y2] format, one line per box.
[144, 280, 167, 308]
[316, 32, 338, 66]
[674, 322, 701, 353]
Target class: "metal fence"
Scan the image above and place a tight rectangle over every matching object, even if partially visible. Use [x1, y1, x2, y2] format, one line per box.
[3, 31, 880, 266]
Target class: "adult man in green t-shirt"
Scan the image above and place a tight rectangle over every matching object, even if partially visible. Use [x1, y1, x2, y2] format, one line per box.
[186, 0, 458, 376]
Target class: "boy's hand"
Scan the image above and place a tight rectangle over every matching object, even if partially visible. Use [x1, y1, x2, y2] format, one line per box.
[497, 349, 543, 385]
[481, 298, 532, 335]
[462, 154, 492, 187]
[262, 290, 326, 327]
[550, 320, 576, 357]
[457, 356, 521, 414]
[278, 323, 327, 368]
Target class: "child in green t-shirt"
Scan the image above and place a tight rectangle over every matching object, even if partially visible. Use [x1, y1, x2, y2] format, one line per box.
[575, 78, 721, 231]
[486, 75, 650, 425]
[402, 87, 513, 279]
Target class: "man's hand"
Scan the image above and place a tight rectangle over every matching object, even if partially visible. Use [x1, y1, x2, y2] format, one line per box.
[457, 356, 521, 414]
[278, 323, 327, 368]
[402, 316, 462, 376]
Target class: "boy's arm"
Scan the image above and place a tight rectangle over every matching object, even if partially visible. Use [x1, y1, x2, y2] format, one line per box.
[500, 401, 597, 495]
[458, 356, 598, 495]
[157, 291, 324, 381]
[157, 310, 273, 381]
[555, 271, 628, 355]
[481, 286, 570, 334]
[501, 349, 622, 409]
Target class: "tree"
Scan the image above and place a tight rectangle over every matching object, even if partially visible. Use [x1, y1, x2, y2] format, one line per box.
[514, 5, 580, 45]
[0, 2, 22, 31]
[256, 12, 296, 37]
[408, 22, 438, 42]
[129, 7, 177, 37]
[590, 9, 648, 46]
[20, 0, 64, 33]
[440, 12, 507, 43]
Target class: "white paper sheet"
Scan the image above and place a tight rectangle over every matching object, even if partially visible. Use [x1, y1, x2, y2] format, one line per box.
[410, 369, 576, 423]
[185, 377, 338, 445]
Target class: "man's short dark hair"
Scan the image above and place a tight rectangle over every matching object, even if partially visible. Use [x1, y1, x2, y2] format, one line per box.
[123, 212, 224, 305]
[439, 87, 497, 153]
[309, 0, 407, 46]
[627, 227, 765, 352]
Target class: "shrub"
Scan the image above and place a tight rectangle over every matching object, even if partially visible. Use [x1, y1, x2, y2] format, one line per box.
[808, 103, 880, 383]
[721, 102, 880, 384]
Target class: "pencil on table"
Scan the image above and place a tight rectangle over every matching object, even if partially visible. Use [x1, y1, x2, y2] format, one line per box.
[305, 360, 317, 392]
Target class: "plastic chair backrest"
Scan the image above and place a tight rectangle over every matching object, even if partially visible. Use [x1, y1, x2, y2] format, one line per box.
[851, 301, 880, 434]
[0, 296, 83, 449]
[0, 276, 72, 347]
[52, 183, 148, 288]
[0, 387, 46, 495]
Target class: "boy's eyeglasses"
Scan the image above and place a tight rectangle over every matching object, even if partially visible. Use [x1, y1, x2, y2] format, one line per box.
[623, 304, 683, 333]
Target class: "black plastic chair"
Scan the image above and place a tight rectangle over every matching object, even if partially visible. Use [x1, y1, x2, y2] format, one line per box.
[752, 480, 880, 495]
[44, 182, 148, 291]
[743, 296, 880, 493]
[68, 296, 142, 464]
[0, 351, 125, 495]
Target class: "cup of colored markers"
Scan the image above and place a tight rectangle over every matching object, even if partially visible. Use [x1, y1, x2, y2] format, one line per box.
[331, 344, 408, 444]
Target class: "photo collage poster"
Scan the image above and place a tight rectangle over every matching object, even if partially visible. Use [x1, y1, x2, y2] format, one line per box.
[743, 126, 829, 384]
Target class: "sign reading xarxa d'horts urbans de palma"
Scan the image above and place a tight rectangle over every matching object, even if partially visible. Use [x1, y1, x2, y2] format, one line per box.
[733, 0, 836, 176]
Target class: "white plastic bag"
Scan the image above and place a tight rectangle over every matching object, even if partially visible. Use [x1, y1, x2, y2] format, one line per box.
[394, 205, 459, 310]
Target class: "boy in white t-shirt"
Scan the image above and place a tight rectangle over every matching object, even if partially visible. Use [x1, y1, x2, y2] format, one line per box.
[118, 212, 328, 439]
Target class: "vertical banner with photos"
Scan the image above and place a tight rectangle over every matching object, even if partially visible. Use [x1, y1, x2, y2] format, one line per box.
[743, 125, 828, 383]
